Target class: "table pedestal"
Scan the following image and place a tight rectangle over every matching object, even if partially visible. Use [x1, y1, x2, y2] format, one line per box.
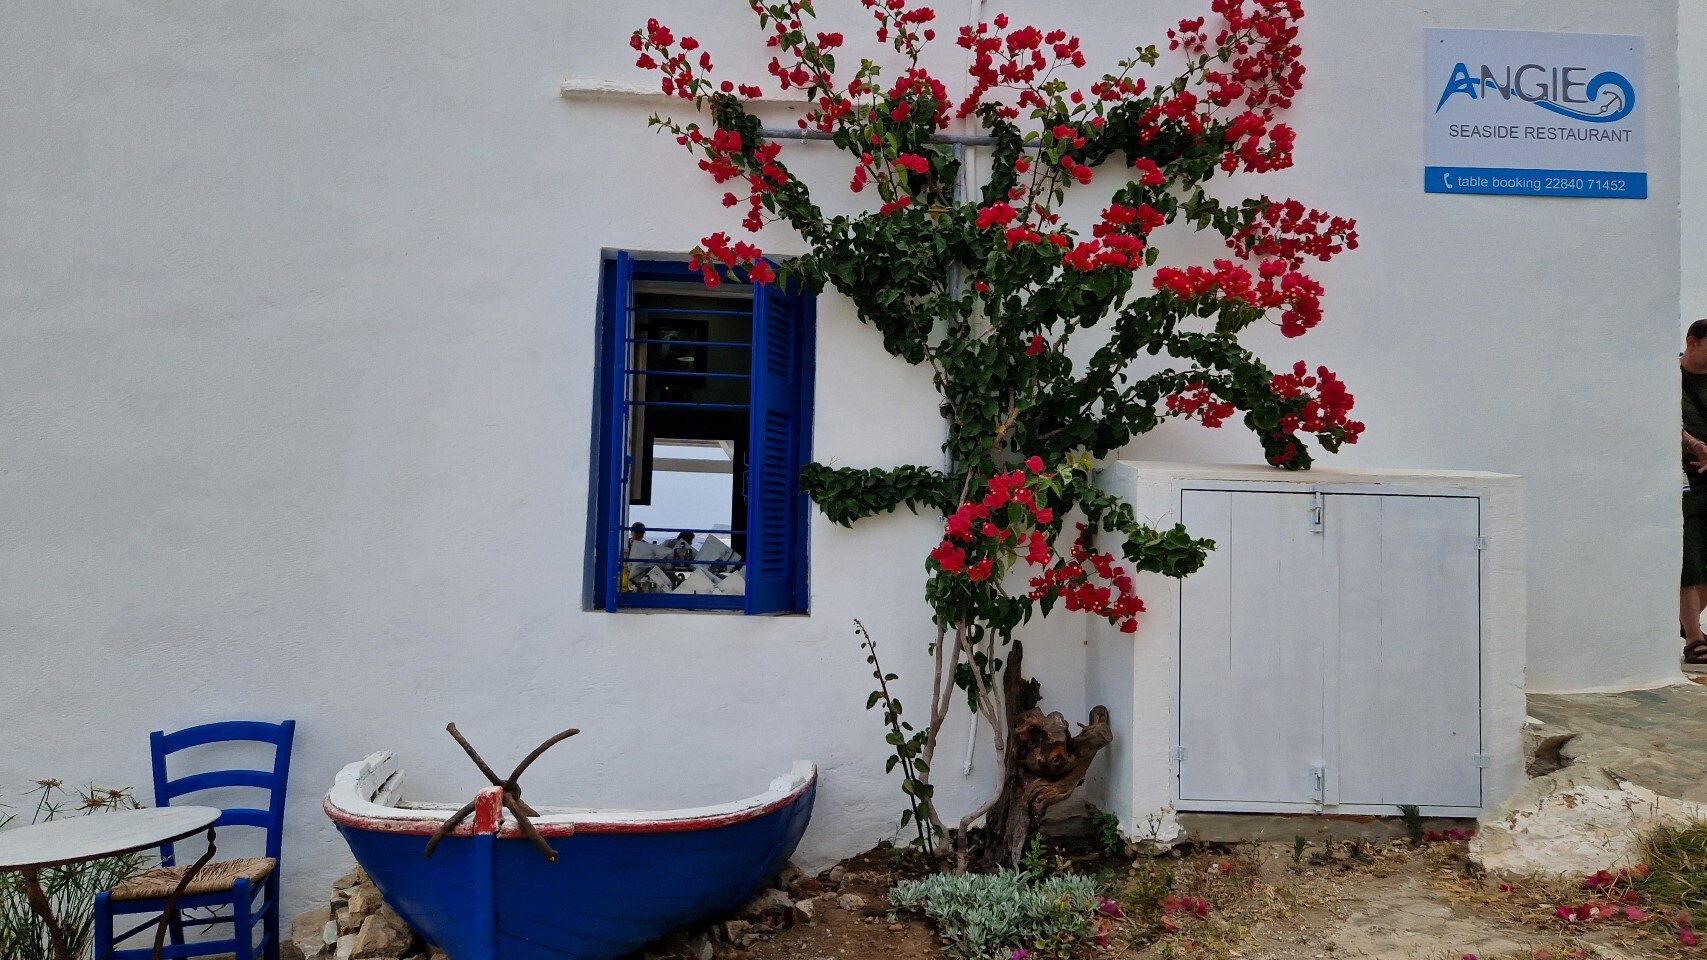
[150, 828, 218, 960]
[20, 867, 74, 960]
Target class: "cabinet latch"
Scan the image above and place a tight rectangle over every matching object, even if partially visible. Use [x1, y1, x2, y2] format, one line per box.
[1310, 764, 1325, 810]
[1308, 492, 1324, 533]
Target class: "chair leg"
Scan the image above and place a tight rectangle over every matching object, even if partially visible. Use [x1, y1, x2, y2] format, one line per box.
[93, 892, 113, 960]
[263, 874, 281, 960]
[167, 903, 186, 947]
[233, 879, 255, 960]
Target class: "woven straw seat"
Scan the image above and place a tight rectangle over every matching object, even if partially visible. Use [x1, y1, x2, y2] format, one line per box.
[110, 857, 276, 901]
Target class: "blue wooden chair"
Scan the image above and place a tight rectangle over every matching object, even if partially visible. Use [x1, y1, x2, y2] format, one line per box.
[93, 720, 296, 960]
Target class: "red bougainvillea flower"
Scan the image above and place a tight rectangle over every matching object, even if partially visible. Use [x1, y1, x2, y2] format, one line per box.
[1132, 158, 1166, 186]
[1160, 895, 1210, 918]
[879, 196, 913, 216]
[1166, 383, 1236, 428]
[929, 539, 966, 573]
[894, 153, 930, 175]
[975, 202, 1018, 230]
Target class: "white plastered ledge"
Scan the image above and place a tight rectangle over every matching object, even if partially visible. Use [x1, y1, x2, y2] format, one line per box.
[560, 78, 791, 106]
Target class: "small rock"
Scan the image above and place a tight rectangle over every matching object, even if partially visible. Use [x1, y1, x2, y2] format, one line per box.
[836, 893, 866, 912]
[323, 921, 340, 947]
[351, 906, 415, 959]
[714, 920, 751, 943]
[887, 923, 905, 932]
[334, 906, 352, 936]
[792, 899, 815, 923]
[336, 934, 357, 960]
[738, 887, 794, 918]
[333, 872, 360, 891]
[288, 907, 334, 960]
[347, 887, 382, 924]
[775, 862, 804, 890]
[687, 932, 714, 960]
[826, 865, 846, 884]
[790, 877, 825, 898]
[427, 952, 449, 960]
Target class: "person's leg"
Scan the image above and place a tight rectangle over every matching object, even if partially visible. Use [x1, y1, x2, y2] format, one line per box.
[1684, 493, 1707, 657]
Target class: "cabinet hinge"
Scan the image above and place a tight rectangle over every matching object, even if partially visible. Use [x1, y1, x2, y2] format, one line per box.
[1308, 492, 1324, 533]
[1472, 753, 1491, 768]
[1170, 745, 1187, 762]
[1310, 764, 1325, 810]
[1474, 537, 1490, 551]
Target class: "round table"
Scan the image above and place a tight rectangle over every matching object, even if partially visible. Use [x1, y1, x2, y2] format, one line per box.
[0, 806, 220, 960]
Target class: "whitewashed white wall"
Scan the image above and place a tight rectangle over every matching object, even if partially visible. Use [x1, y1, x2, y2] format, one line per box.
[0, 0, 1681, 919]
[1685, 0, 1706, 332]
[1114, 4, 1682, 693]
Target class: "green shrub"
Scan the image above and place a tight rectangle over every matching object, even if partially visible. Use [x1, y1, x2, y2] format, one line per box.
[1088, 807, 1125, 858]
[0, 781, 150, 960]
[888, 869, 1102, 959]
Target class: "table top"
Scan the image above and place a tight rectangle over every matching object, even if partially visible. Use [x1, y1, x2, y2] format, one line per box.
[0, 806, 220, 871]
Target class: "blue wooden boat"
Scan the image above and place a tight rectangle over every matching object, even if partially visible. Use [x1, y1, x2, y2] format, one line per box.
[324, 751, 816, 960]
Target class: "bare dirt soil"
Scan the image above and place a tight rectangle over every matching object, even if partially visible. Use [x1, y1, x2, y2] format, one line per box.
[705, 840, 1691, 960]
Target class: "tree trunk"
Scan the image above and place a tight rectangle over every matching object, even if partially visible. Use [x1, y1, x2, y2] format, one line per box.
[979, 638, 1114, 869]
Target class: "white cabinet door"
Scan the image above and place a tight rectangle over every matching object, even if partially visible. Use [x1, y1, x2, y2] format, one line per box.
[1177, 490, 1329, 805]
[1331, 495, 1482, 807]
[1176, 489, 1482, 811]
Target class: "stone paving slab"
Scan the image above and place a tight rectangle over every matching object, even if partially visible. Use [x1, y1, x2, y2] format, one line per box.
[1527, 681, 1707, 804]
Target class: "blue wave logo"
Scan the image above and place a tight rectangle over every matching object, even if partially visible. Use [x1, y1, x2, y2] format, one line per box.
[1436, 62, 1634, 124]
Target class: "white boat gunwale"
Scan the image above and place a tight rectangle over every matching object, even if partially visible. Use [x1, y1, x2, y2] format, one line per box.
[323, 752, 817, 838]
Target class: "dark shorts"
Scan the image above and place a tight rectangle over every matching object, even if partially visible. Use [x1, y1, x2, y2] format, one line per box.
[1685, 491, 1707, 588]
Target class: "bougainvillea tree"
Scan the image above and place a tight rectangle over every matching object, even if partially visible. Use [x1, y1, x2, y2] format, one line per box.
[633, 0, 1362, 868]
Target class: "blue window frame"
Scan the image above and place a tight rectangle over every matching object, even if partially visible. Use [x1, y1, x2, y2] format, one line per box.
[590, 252, 814, 614]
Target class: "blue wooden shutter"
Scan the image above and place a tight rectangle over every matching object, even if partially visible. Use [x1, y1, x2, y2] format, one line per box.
[601, 251, 636, 612]
[745, 276, 804, 614]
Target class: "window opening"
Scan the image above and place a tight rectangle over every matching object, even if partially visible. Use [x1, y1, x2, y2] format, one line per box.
[619, 281, 751, 602]
[594, 252, 812, 614]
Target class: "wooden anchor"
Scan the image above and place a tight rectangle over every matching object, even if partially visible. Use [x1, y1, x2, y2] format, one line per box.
[424, 723, 579, 862]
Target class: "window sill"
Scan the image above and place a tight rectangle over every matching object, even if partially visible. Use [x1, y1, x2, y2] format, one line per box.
[613, 593, 746, 613]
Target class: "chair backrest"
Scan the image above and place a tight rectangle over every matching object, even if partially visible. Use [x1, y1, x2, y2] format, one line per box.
[150, 720, 296, 866]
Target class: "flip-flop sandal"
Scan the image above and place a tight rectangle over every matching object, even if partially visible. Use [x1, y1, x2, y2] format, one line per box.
[1685, 643, 1707, 665]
